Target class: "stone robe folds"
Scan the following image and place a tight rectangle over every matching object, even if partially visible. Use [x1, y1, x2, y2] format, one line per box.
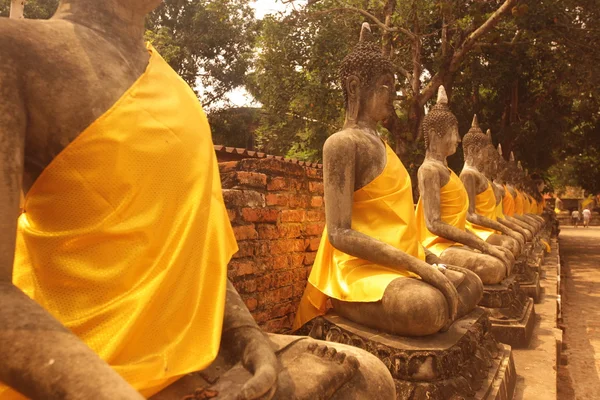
[465, 182, 498, 241]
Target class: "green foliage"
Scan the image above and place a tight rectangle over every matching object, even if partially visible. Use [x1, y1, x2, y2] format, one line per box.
[208, 107, 261, 148]
[0, 0, 58, 18]
[145, 0, 258, 108]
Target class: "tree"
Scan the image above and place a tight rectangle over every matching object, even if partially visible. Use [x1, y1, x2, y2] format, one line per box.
[251, 0, 520, 160]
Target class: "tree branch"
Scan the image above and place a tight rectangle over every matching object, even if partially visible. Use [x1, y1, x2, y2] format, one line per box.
[311, 6, 416, 39]
[418, 0, 517, 107]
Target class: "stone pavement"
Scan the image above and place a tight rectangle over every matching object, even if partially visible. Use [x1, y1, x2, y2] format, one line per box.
[557, 226, 600, 400]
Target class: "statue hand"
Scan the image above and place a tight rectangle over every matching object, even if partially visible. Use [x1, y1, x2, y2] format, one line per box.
[509, 232, 525, 255]
[412, 261, 458, 331]
[227, 327, 278, 400]
[485, 245, 511, 276]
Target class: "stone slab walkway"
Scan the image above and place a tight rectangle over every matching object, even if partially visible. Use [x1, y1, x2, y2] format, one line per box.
[557, 226, 600, 400]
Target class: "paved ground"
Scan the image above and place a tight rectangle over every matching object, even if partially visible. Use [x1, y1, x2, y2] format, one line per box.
[558, 226, 600, 400]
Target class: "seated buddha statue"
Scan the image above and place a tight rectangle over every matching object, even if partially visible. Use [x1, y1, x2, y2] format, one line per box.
[487, 141, 534, 242]
[293, 28, 483, 337]
[415, 87, 513, 285]
[507, 157, 543, 232]
[494, 147, 538, 238]
[0, 6, 394, 400]
[459, 116, 524, 258]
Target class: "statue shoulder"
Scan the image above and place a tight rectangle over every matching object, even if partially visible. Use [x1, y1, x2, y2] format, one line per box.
[0, 18, 48, 62]
[323, 130, 359, 156]
[418, 160, 447, 182]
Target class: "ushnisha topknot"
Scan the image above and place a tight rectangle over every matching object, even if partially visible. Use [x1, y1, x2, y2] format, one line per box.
[422, 85, 459, 149]
[339, 22, 395, 107]
[462, 114, 491, 159]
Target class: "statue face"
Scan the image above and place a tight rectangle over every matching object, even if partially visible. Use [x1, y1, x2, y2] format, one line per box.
[440, 122, 460, 157]
[484, 146, 498, 178]
[362, 73, 395, 122]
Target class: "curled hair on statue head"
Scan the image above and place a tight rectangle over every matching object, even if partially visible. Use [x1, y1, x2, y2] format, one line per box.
[339, 23, 395, 108]
[462, 114, 490, 159]
[422, 85, 458, 149]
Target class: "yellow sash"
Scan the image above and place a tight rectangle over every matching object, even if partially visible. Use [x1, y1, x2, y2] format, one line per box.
[466, 181, 497, 240]
[3, 44, 237, 398]
[415, 170, 468, 257]
[503, 185, 516, 216]
[292, 144, 423, 330]
[495, 201, 505, 220]
[514, 190, 525, 215]
[523, 194, 531, 214]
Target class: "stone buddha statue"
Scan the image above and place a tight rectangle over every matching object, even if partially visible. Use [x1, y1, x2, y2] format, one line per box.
[487, 141, 534, 242]
[415, 87, 514, 285]
[0, 4, 394, 400]
[494, 146, 538, 239]
[293, 26, 482, 338]
[459, 117, 524, 258]
[505, 155, 543, 232]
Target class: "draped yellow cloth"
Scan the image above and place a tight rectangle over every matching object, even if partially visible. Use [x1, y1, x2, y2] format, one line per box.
[415, 170, 468, 257]
[1, 44, 238, 398]
[523, 195, 532, 214]
[465, 181, 497, 241]
[495, 201, 505, 220]
[503, 185, 516, 217]
[292, 143, 423, 331]
[514, 190, 525, 215]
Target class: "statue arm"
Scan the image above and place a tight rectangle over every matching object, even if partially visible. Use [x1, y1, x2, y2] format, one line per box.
[0, 59, 143, 400]
[418, 166, 488, 253]
[323, 135, 457, 320]
[460, 173, 522, 239]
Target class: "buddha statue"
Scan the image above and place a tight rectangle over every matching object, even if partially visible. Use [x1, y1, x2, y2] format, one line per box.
[0, 5, 394, 399]
[459, 117, 524, 258]
[293, 26, 483, 338]
[487, 141, 534, 242]
[505, 155, 543, 232]
[494, 146, 538, 239]
[415, 87, 514, 285]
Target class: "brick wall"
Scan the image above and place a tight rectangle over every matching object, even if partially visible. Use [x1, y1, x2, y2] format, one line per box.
[219, 158, 325, 333]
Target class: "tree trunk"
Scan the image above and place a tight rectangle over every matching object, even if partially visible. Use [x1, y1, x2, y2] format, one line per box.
[10, 0, 26, 18]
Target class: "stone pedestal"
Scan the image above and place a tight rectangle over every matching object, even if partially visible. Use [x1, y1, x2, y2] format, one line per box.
[300, 308, 516, 400]
[515, 257, 541, 303]
[480, 275, 535, 348]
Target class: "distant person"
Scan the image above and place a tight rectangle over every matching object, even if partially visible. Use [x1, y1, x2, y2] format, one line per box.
[572, 209, 580, 227]
[583, 208, 592, 228]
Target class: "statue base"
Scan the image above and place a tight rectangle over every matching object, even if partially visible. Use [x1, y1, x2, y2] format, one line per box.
[515, 257, 542, 303]
[480, 275, 536, 348]
[300, 308, 516, 400]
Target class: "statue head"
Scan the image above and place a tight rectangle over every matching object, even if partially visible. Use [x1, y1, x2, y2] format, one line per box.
[422, 86, 460, 157]
[340, 23, 396, 124]
[495, 144, 509, 183]
[483, 129, 499, 179]
[462, 115, 491, 171]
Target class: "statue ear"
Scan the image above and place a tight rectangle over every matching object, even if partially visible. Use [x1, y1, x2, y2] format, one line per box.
[347, 75, 361, 101]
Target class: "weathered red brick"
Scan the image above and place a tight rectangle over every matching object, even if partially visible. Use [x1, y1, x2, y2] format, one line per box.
[244, 296, 258, 312]
[234, 278, 257, 294]
[307, 210, 326, 222]
[310, 196, 324, 208]
[304, 223, 325, 236]
[269, 301, 296, 319]
[267, 177, 289, 191]
[232, 241, 255, 259]
[265, 193, 290, 207]
[257, 274, 273, 292]
[258, 286, 294, 307]
[260, 316, 290, 333]
[281, 210, 306, 223]
[239, 158, 306, 177]
[221, 171, 267, 189]
[233, 224, 258, 241]
[306, 168, 323, 179]
[263, 255, 291, 270]
[227, 209, 237, 222]
[223, 189, 265, 208]
[293, 281, 307, 297]
[270, 239, 306, 254]
[309, 181, 324, 194]
[218, 161, 239, 174]
[289, 195, 310, 209]
[290, 253, 305, 268]
[228, 260, 255, 278]
[292, 268, 307, 282]
[242, 208, 279, 223]
[304, 252, 317, 265]
[274, 271, 293, 288]
[308, 238, 321, 251]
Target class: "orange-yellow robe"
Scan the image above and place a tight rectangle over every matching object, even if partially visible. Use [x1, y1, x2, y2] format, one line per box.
[514, 190, 525, 215]
[292, 143, 423, 330]
[503, 185, 516, 217]
[1, 43, 238, 398]
[415, 170, 468, 257]
[465, 181, 498, 241]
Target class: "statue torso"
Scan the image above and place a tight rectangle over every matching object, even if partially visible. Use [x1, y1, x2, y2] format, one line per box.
[0, 17, 149, 193]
